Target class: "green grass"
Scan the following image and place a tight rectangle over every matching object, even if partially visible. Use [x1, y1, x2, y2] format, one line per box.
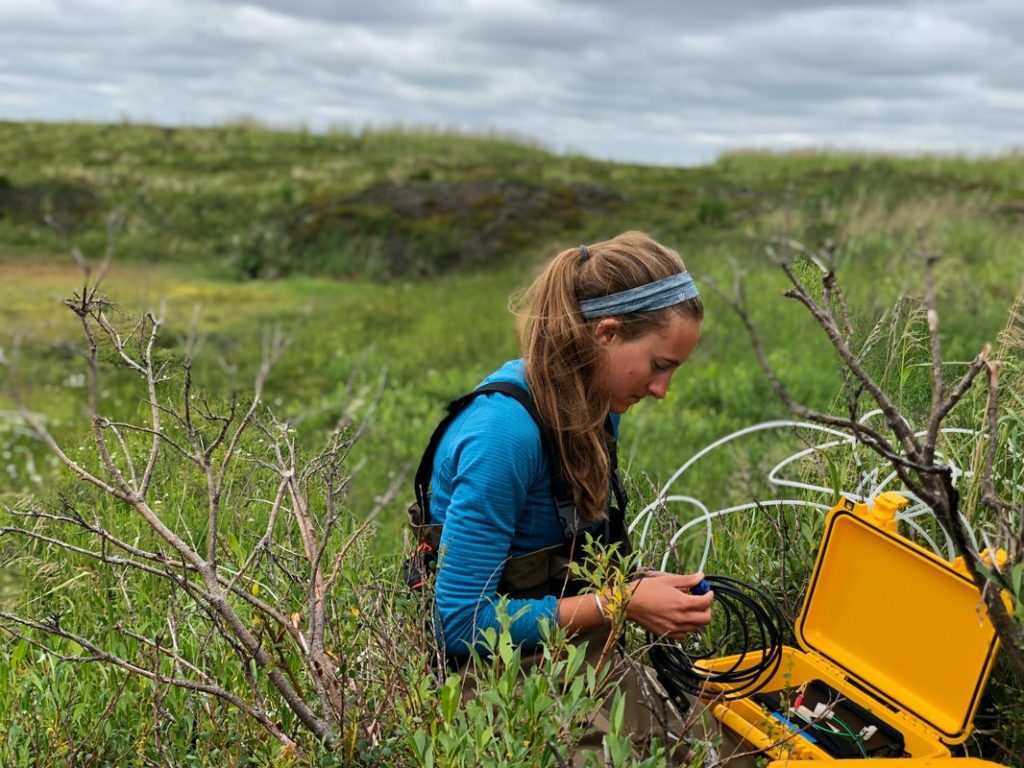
[1, 122, 1022, 765]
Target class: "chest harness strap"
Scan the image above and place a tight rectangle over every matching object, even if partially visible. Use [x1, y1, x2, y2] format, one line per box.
[404, 382, 630, 592]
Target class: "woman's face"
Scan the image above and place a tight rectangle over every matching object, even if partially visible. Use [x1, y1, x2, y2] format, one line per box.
[595, 312, 702, 413]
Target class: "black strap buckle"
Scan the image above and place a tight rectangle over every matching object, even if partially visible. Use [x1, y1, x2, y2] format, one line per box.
[555, 496, 586, 541]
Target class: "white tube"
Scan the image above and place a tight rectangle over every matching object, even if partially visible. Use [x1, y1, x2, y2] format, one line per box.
[658, 499, 833, 572]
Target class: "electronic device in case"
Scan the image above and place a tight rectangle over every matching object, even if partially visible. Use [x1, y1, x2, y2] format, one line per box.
[697, 493, 1010, 767]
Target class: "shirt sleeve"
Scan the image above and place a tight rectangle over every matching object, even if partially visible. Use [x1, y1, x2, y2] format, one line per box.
[432, 395, 559, 654]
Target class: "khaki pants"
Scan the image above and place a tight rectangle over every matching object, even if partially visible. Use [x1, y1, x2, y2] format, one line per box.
[457, 628, 761, 767]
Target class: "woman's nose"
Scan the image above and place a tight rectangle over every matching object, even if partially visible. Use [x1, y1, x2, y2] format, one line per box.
[647, 376, 670, 399]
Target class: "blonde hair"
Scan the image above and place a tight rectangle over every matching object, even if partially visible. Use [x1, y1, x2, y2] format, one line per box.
[514, 231, 703, 519]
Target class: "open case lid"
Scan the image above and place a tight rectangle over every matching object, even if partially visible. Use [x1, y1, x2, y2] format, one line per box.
[796, 495, 1002, 744]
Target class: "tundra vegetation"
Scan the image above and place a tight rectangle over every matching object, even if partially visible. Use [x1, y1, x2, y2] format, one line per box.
[0, 121, 1022, 766]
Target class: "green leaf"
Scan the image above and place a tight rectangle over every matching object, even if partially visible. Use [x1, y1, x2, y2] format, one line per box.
[10, 639, 27, 669]
[440, 673, 462, 722]
[411, 729, 434, 768]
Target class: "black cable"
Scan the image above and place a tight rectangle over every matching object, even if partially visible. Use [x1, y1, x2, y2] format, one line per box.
[647, 574, 787, 708]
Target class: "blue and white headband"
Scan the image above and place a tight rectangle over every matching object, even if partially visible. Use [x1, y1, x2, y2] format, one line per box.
[578, 271, 699, 320]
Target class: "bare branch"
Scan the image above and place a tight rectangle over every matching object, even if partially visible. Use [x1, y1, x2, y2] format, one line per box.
[0, 526, 183, 583]
[921, 237, 945, 463]
[778, 257, 923, 462]
[324, 472, 405, 593]
[202, 326, 290, 569]
[224, 476, 290, 594]
[139, 311, 166, 496]
[0, 611, 299, 751]
[981, 361, 1014, 517]
[930, 346, 990, 432]
[744, 237, 1024, 679]
[100, 420, 192, 461]
[4, 499, 330, 651]
[115, 625, 216, 685]
[91, 307, 167, 497]
[3, 255, 391, 751]
[101, 417, 139, 490]
[18, 405, 136, 504]
[706, 271, 927, 483]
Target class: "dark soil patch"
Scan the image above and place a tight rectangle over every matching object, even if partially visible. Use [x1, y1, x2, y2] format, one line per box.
[0, 175, 99, 235]
[276, 178, 622, 278]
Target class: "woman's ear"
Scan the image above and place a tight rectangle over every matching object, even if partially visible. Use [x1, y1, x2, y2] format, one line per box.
[594, 318, 621, 346]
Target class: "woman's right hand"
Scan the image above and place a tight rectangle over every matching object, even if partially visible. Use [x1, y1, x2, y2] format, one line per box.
[620, 571, 713, 639]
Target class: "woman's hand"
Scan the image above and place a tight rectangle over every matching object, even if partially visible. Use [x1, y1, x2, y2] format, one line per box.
[619, 571, 713, 639]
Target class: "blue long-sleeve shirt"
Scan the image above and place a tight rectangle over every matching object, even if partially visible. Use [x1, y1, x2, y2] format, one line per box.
[430, 359, 617, 654]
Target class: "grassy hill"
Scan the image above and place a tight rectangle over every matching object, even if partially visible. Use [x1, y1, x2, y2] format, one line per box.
[3, 120, 1022, 283]
[3, 120, 1021, 509]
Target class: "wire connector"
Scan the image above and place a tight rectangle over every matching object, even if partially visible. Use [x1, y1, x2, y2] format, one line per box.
[691, 578, 711, 596]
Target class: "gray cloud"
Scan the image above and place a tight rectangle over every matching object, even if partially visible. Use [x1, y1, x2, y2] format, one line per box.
[0, 0, 1021, 165]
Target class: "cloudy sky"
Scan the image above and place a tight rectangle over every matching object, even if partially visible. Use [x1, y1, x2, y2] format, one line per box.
[1, 0, 1022, 166]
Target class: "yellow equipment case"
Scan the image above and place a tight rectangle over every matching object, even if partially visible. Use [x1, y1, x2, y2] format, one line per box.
[699, 492, 1010, 767]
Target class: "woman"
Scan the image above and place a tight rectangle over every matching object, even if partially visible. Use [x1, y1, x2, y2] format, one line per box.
[412, 231, 730, 762]
[428, 231, 712, 653]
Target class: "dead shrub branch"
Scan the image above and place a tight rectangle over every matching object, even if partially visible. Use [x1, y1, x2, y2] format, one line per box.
[0, 255, 404, 755]
[727, 237, 1024, 676]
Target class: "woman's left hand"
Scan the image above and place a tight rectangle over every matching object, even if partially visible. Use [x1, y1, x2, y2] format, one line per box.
[618, 571, 713, 639]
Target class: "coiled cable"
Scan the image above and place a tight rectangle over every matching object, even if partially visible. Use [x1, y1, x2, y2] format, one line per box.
[648, 574, 787, 707]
